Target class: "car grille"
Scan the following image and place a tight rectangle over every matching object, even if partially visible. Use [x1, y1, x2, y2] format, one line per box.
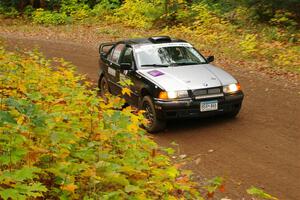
[192, 87, 223, 99]
[193, 87, 221, 96]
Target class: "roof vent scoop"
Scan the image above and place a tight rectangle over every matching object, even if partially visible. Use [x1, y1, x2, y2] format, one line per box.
[149, 36, 172, 43]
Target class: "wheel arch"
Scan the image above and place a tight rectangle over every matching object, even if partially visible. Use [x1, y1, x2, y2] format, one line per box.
[139, 88, 151, 108]
[141, 88, 151, 97]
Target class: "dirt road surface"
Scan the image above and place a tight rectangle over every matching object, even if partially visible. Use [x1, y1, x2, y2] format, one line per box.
[2, 35, 300, 200]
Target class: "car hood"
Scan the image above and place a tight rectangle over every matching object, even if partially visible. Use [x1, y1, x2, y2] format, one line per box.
[137, 64, 237, 91]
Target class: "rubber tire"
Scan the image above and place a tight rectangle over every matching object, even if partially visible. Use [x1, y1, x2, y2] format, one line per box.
[97, 77, 102, 96]
[99, 76, 110, 100]
[141, 96, 166, 133]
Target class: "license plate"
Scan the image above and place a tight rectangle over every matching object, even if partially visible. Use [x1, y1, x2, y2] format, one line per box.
[200, 100, 218, 112]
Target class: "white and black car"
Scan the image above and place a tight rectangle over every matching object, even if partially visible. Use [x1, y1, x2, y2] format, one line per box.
[98, 36, 244, 132]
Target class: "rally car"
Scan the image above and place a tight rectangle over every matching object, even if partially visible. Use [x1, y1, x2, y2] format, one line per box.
[98, 36, 244, 132]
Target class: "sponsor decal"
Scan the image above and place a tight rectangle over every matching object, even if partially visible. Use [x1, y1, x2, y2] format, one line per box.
[108, 67, 116, 77]
[148, 70, 164, 77]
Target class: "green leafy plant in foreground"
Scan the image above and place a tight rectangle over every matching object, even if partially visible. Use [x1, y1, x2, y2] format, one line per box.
[0, 45, 280, 199]
[0, 46, 200, 199]
[202, 176, 224, 198]
[247, 186, 279, 200]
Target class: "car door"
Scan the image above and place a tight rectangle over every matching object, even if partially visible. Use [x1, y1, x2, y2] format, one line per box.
[106, 43, 125, 95]
[118, 46, 140, 106]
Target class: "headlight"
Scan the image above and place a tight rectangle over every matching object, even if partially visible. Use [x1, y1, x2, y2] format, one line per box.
[223, 83, 241, 94]
[158, 90, 189, 99]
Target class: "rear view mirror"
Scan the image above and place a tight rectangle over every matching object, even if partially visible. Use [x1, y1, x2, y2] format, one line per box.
[120, 63, 132, 70]
[206, 55, 214, 63]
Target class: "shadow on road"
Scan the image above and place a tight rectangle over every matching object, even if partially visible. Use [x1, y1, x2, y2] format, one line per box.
[163, 115, 237, 134]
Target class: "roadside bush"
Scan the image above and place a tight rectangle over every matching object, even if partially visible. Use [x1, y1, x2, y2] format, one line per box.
[91, 0, 120, 17]
[270, 10, 298, 29]
[261, 25, 299, 43]
[191, 3, 223, 28]
[70, 5, 90, 21]
[239, 34, 259, 56]
[272, 47, 300, 71]
[261, 26, 283, 42]
[23, 5, 34, 18]
[164, 3, 234, 47]
[0, 6, 19, 18]
[60, 0, 85, 15]
[32, 8, 69, 25]
[0, 46, 200, 199]
[111, 0, 163, 28]
[174, 5, 191, 23]
[223, 6, 255, 26]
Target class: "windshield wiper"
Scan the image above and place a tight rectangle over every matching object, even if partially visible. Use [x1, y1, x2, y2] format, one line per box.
[175, 62, 202, 65]
[141, 64, 169, 67]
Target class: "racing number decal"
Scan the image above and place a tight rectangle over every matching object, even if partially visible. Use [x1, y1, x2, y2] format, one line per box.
[148, 70, 164, 77]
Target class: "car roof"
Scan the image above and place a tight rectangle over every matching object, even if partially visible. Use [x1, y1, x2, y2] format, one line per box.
[120, 36, 188, 46]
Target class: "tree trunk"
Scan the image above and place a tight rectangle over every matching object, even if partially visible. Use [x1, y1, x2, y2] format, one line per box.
[30, 0, 46, 8]
[40, 0, 46, 8]
[18, 0, 30, 10]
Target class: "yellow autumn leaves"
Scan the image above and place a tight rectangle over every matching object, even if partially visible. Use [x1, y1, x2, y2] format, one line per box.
[0, 45, 200, 199]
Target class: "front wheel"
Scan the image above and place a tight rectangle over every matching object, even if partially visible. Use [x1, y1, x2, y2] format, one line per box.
[141, 96, 166, 133]
[99, 76, 110, 100]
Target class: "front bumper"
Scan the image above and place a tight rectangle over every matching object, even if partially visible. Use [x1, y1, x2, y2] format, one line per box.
[153, 91, 244, 119]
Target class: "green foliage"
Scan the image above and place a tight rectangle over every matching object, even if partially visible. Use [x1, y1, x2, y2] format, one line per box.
[32, 8, 69, 25]
[60, 0, 92, 21]
[239, 34, 258, 55]
[242, 0, 299, 23]
[247, 186, 278, 200]
[1, 0, 300, 31]
[3, 0, 297, 74]
[0, 6, 19, 18]
[0, 182, 47, 200]
[60, 0, 86, 15]
[23, 5, 34, 18]
[160, 0, 299, 72]
[0, 0, 20, 9]
[270, 10, 298, 29]
[202, 176, 224, 198]
[272, 47, 300, 70]
[91, 0, 120, 17]
[70, 6, 91, 21]
[0, 45, 200, 199]
[111, 0, 163, 28]
[191, 3, 223, 27]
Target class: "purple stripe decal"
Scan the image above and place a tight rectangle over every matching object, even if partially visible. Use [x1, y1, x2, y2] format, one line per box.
[148, 70, 164, 77]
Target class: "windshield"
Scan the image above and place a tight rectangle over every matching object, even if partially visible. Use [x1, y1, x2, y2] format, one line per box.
[135, 43, 207, 67]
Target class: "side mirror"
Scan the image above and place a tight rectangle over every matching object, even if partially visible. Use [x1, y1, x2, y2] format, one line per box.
[100, 52, 107, 58]
[120, 63, 132, 70]
[206, 55, 214, 63]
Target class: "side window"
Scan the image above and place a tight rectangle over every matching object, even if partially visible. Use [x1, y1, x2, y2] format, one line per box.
[110, 44, 125, 63]
[107, 48, 114, 61]
[120, 47, 133, 65]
